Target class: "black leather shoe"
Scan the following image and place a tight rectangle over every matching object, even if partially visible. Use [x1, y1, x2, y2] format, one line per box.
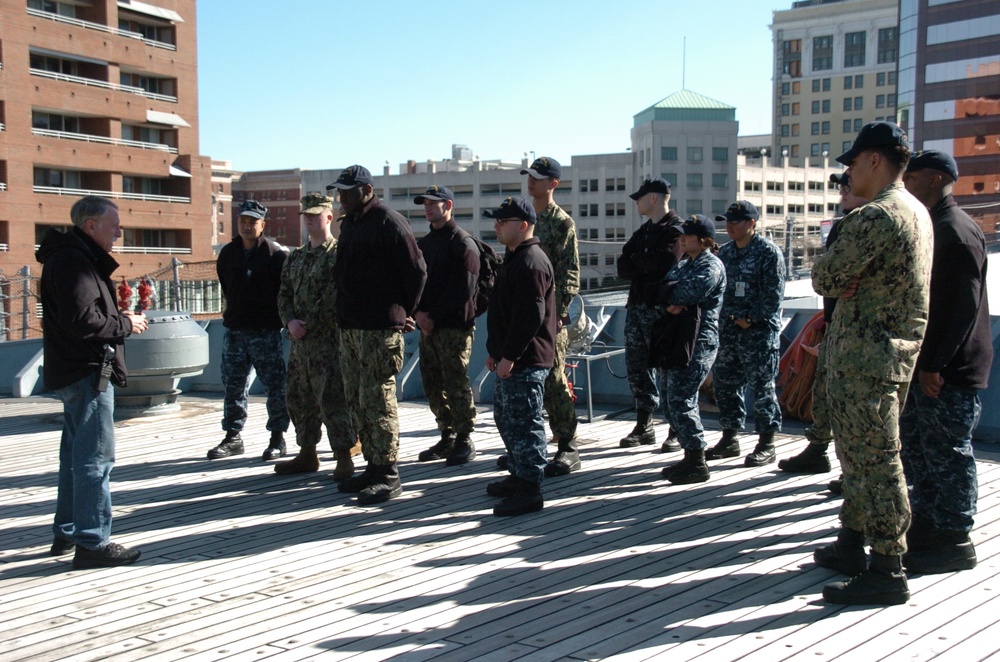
[705, 430, 740, 460]
[418, 433, 455, 462]
[72, 542, 141, 569]
[487, 475, 522, 498]
[828, 476, 843, 495]
[357, 464, 402, 505]
[262, 440, 286, 461]
[446, 437, 476, 466]
[496, 455, 509, 470]
[904, 534, 977, 574]
[207, 433, 244, 459]
[544, 448, 581, 477]
[778, 443, 831, 473]
[814, 528, 867, 576]
[494, 490, 543, 516]
[50, 537, 75, 556]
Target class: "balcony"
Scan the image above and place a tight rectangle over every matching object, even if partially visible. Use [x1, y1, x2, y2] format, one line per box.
[33, 185, 190, 204]
[29, 69, 177, 103]
[32, 128, 178, 154]
[112, 245, 191, 255]
[26, 6, 176, 50]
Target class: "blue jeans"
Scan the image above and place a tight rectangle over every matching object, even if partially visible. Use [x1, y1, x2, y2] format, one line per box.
[494, 366, 548, 485]
[53, 375, 116, 550]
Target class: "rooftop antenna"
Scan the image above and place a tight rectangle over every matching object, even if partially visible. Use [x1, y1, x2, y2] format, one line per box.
[682, 36, 687, 90]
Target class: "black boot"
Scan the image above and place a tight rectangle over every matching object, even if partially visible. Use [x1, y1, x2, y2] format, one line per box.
[338, 464, 376, 493]
[446, 433, 477, 466]
[823, 551, 909, 605]
[207, 431, 244, 459]
[660, 426, 681, 453]
[778, 442, 831, 473]
[904, 512, 937, 552]
[705, 429, 740, 460]
[486, 475, 522, 498]
[418, 431, 455, 462]
[620, 410, 656, 448]
[496, 454, 509, 470]
[904, 530, 977, 574]
[745, 431, 777, 466]
[828, 476, 843, 495]
[814, 528, 868, 576]
[545, 437, 581, 476]
[493, 479, 543, 516]
[262, 431, 286, 461]
[663, 448, 710, 484]
[357, 463, 402, 505]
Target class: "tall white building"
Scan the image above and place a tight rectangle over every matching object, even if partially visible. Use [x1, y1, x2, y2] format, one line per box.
[770, 0, 899, 165]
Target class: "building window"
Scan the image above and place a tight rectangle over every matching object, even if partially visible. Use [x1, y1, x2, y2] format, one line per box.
[766, 205, 784, 215]
[854, 96, 863, 110]
[32, 111, 80, 133]
[844, 98, 853, 111]
[811, 101, 820, 114]
[792, 102, 800, 116]
[854, 118, 863, 131]
[877, 72, 886, 86]
[811, 143, 820, 157]
[661, 173, 677, 187]
[811, 122, 820, 136]
[34, 167, 81, 188]
[744, 181, 762, 192]
[712, 147, 728, 162]
[687, 200, 703, 214]
[767, 181, 783, 192]
[813, 35, 833, 71]
[887, 93, 896, 107]
[821, 142, 830, 154]
[791, 145, 800, 157]
[712, 174, 728, 188]
[788, 204, 804, 214]
[844, 75, 853, 90]
[789, 181, 804, 191]
[687, 147, 703, 162]
[843, 119, 852, 132]
[811, 79, 820, 93]
[822, 77, 831, 91]
[782, 82, 791, 95]
[822, 99, 830, 113]
[878, 27, 898, 64]
[687, 173, 703, 189]
[791, 124, 800, 137]
[854, 75, 863, 89]
[781, 103, 790, 117]
[888, 71, 896, 85]
[661, 146, 677, 161]
[781, 124, 790, 137]
[809, 203, 823, 213]
[783, 39, 802, 77]
[843, 141, 852, 153]
[821, 121, 830, 135]
[712, 200, 729, 214]
[793, 81, 801, 94]
[844, 31, 866, 68]
[876, 95, 885, 108]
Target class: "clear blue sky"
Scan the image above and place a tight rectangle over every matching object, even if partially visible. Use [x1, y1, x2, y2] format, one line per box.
[196, 0, 784, 173]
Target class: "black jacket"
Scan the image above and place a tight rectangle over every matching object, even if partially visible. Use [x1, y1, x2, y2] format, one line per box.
[36, 227, 133, 390]
[617, 211, 683, 307]
[416, 220, 479, 329]
[334, 195, 427, 330]
[917, 195, 992, 390]
[487, 237, 556, 369]
[217, 234, 287, 330]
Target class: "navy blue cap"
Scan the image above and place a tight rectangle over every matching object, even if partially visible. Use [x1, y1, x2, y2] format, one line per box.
[483, 196, 537, 224]
[837, 121, 910, 165]
[414, 185, 454, 204]
[682, 214, 717, 239]
[907, 150, 959, 181]
[715, 200, 760, 223]
[520, 156, 562, 180]
[830, 172, 849, 187]
[629, 177, 672, 200]
[238, 199, 267, 219]
[326, 165, 374, 190]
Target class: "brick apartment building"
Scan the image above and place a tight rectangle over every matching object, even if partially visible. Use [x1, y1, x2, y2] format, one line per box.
[0, 0, 216, 332]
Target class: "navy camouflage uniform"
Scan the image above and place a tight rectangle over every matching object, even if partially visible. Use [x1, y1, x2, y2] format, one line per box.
[217, 233, 289, 436]
[714, 233, 786, 435]
[618, 211, 684, 415]
[662, 251, 726, 450]
[278, 235, 355, 453]
[535, 202, 580, 441]
[899, 193, 992, 534]
[812, 182, 933, 556]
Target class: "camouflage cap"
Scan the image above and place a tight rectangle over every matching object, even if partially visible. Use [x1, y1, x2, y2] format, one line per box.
[300, 194, 335, 215]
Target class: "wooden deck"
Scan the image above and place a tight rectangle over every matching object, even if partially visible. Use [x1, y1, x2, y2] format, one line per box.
[2, 394, 998, 662]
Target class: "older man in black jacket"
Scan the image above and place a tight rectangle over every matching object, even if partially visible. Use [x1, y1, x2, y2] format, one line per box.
[38, 196, 149, 568]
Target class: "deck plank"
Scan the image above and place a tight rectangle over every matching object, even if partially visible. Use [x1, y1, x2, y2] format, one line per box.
[1, 395, 998, 661]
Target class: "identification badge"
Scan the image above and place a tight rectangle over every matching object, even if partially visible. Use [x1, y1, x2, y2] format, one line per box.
[735, 281, 747, 297]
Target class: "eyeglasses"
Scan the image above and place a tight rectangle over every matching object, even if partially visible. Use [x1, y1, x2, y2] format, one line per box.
[493, 218, 522, 224]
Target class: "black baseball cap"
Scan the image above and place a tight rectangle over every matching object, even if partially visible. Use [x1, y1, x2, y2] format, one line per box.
[629, 177, 672, 200]
[326, 165, 374, 190]
[682, 214, 717, 239]
[238, 199, 267, 219]
[715, 200, 759, 223]
[482, 196, 537, 224]
[414, 185, 454, 204]
[520, 156, 562, 180]
[907, 150, 959, 181]
[836, 121, 910, 165]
